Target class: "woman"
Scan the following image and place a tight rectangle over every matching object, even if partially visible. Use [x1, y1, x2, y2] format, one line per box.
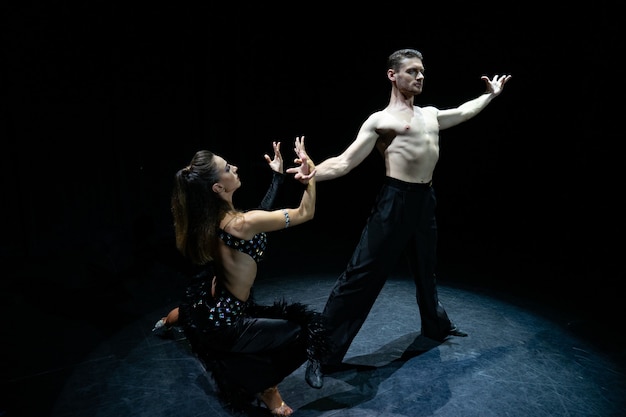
[170, 137, 323, 416]
[152, 140, 290, 333]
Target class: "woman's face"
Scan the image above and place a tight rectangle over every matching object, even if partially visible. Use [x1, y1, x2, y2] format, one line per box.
[213, 155, 241, 194]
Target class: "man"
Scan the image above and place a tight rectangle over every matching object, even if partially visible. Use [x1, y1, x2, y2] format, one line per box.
[288, 49, 511, 388]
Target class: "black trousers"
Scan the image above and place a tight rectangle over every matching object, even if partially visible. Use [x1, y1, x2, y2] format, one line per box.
[321, 177, 454, 365]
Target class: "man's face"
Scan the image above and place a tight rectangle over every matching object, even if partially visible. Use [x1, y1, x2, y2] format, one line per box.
[391, 58, 424, 96]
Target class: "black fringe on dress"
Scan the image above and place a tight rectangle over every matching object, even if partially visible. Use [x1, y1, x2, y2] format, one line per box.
[247, 297, 330, 363]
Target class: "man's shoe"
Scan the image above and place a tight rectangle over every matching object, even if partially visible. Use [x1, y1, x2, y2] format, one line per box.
[305, 360, 324, 389]
[448, 324, 468, 338]
[423, 324, 468, 342]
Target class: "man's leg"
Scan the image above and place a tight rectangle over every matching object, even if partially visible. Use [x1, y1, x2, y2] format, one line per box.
[308, 185, 409, 386]
[320, 230, 391, 367]
[408, 188, 467, 341]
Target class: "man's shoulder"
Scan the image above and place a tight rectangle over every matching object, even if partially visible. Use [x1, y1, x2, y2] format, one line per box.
[370, 108, 387, 117]
[415, 104, 438, 111]
[415, 105, 439, 118]
[361, 109, 388, 126]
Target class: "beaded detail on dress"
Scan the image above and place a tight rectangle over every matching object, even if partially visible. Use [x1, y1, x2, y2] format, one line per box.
[218, 229, 267, 263]
[205, 287, 248, 327]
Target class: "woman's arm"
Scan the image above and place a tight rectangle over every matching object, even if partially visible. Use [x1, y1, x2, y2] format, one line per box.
[243, 137, 317, 235]
[258, 141, 286, 210]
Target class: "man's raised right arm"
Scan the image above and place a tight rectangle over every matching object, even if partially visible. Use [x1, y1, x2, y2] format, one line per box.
[288, 115, 379, 182]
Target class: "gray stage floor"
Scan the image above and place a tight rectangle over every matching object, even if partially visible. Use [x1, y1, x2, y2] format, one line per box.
[6, 265, 624, 417]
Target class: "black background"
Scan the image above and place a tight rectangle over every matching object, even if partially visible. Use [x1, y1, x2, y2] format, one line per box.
[3, 1, 624, 361]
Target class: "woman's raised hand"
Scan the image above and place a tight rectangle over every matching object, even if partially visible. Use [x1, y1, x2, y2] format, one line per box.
[287, 136, 316, 183]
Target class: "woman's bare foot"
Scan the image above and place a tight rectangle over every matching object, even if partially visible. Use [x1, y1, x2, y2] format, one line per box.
[256, 386, 293, 416]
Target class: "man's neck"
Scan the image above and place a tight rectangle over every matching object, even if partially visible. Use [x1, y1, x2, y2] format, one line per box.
[388, 89, 415, 110]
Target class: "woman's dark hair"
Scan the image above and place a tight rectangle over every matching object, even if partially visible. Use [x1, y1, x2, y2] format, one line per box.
[171, 150, 230, 265]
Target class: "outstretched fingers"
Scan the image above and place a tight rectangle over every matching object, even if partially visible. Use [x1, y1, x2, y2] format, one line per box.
[265, 141, 283, 173]
[285, 135, 315, 182]
[481, 74, 512, 94]
[293, 136, 309, 159]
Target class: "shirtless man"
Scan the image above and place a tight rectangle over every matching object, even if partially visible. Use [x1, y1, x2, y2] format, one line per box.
[288, 48, 511, 388]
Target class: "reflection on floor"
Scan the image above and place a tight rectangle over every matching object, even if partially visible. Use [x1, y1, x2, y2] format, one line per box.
[3, 264, 626, 417]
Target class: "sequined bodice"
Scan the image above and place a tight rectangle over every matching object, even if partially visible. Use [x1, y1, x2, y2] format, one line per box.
[218, 229, 267, 262]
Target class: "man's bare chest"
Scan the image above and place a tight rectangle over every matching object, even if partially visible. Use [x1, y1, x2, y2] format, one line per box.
[376, 109, 438, 148]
